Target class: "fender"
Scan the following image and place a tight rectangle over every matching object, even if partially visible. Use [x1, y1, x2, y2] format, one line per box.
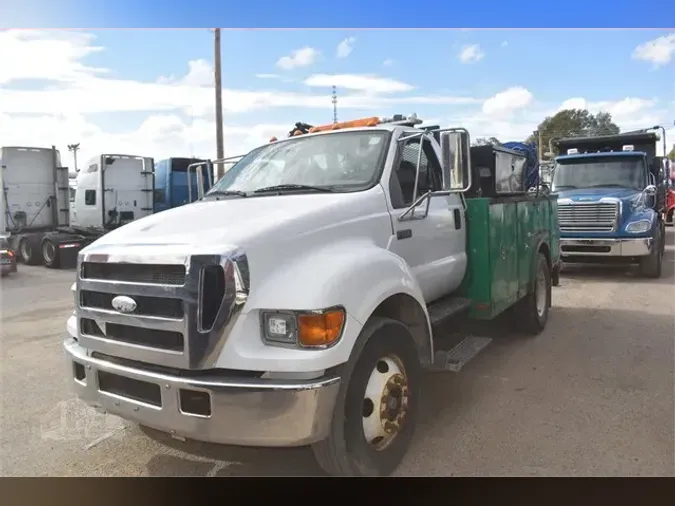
[234, 239, 431, 372]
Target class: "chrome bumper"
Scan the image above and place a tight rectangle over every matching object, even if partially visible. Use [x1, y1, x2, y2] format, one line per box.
[64, 338, 341, 447]
[560, 237, 653, 257]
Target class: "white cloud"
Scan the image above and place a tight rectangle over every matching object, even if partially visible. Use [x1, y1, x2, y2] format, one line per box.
[276, 46, 319, 70]
[632, 33, 675, 68]
[458, 44, 485, 64]
[482, 86, 534, 117]
[256, 73, 281, 79]
[501, 41, 508, 48]
[0, 29, 108, 84]
[382, 58, 395, 67]
[556, 96, 662, 131]
[336, 37, 356, 58]
[304, 74, 414, 94]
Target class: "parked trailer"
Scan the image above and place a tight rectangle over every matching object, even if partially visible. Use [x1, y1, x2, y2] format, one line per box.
[1, 146, 155, 268]
[153, 157, 214, 213]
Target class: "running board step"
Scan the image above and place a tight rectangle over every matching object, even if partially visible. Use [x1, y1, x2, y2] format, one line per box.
[427, 296, 472, 329]
[429, 336, 492, 372]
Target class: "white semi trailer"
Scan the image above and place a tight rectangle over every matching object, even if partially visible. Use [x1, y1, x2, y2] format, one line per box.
[1, 146, 154, 268]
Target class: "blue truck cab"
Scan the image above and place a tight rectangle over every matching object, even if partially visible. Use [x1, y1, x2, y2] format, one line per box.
[153, 157, 214, 213]
[551, 131, 666, 278]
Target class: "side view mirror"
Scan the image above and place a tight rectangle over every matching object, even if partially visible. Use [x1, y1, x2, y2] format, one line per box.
[439, 129, 471, 191]
[644, 184, 657, 196]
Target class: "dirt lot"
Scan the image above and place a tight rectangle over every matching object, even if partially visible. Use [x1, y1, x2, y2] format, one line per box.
[1, 231, 674, 476]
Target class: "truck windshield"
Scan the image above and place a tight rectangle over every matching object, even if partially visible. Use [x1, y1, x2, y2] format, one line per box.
[207, 131, 389, 195]
[552, 156, 645, 192]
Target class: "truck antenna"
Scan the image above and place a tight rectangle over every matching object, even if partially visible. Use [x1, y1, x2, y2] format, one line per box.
[332, 85, 338, 124]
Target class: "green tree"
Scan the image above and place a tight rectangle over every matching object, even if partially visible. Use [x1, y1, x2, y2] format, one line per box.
[474, 136, 501, 147]
[668, 144, 675, 161]
[527, 109, 620, 158]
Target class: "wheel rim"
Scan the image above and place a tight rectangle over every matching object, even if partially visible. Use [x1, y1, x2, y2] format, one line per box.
[20, 241, 31, 261]
[362, 354, 410, 451]
[535, 264, 547, 318]
[43, 241, 55, 263]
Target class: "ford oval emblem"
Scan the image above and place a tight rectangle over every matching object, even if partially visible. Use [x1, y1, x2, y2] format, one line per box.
[111, 295, 137, 314]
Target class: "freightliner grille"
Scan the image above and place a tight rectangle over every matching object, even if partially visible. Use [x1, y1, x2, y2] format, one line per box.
[557, 202, 619, 233]
[76, 247, 249, 370]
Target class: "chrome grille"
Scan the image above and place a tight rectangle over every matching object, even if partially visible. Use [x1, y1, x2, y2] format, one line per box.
[75, 245, 249, 370]
[557, 202, 619, 233]
[81, 262, 186, 285]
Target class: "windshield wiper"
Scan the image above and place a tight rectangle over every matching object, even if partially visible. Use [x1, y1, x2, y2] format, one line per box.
[585, 184, 631, 188]
[206, 189, 248, 198]
[552, 185, 577, 190]
[253, 184, 337, 194]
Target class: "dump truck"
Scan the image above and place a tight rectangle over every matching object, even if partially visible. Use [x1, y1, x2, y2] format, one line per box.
[550, 130, 666, 277]
[63, 114, 560, 476]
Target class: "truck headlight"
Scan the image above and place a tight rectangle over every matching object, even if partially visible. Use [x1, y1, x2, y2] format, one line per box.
[261, 307, 346, 348]
[625, 220, 651, 233]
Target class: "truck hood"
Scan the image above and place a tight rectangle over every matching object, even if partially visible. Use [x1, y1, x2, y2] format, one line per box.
[554, 187, 641, 202]
[85, 189, 387, 251]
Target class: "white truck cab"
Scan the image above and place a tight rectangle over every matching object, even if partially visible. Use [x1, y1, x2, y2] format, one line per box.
[64, 115, 559, 476]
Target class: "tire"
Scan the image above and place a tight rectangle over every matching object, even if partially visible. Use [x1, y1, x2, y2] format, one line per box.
[41, 237, 61, 269]
[311, 317, 421, 477]
[551, 262, 561, 287]
[638, 226, 663, 279]
[18, 235, 42, 265]
[512, 251, 551, 335]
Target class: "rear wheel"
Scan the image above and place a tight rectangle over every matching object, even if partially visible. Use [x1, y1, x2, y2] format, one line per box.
[42, 237, 61, 269]
[19, 235, 42, 265]
[512, 252, 551, 335]
[311, 317, 420, 477]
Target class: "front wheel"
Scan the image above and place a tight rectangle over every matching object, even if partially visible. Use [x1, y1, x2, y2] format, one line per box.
[638, 227, 663, 278]
[311, 317, 421, 477]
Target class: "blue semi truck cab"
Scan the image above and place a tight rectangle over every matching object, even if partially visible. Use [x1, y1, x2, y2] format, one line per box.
[153, 157, 214, 213]
[551, 131, 667, 278]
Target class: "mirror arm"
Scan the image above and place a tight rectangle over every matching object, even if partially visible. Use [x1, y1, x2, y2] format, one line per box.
[398, 190, 432, 221]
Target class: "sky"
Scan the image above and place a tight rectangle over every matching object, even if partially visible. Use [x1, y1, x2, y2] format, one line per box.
[1, 29, 674, 168]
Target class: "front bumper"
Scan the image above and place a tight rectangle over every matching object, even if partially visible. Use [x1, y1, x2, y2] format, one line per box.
[64, 338, 341, 447]
[560, 237, 653, 257]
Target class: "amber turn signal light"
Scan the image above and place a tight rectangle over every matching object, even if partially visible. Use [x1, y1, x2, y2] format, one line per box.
[298, 309, 345, 347]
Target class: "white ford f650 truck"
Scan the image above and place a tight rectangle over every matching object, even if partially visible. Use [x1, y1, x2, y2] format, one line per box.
[64, 115, 560, 476]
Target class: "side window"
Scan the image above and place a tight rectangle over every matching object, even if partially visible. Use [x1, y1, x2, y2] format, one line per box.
[84, 190, 96, 206]
[154, 189, 166, 204]
[391, 137, 443, 208]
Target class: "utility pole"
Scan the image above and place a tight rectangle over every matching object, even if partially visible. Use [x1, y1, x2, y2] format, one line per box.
[67, 143, 80, 172]
[332, 86, 338, 124]
[214, 28, 224, 180]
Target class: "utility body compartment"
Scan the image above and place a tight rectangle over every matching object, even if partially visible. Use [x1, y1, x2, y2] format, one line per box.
[458, 193, 560, 319]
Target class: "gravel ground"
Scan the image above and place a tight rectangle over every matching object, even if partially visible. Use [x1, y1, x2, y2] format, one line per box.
[1, 231, 673, 476]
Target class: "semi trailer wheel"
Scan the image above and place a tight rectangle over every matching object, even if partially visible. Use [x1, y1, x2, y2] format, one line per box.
[42, 237, 61, 269]
[18, 235, 42, 265]
[311, 317, 420, 477]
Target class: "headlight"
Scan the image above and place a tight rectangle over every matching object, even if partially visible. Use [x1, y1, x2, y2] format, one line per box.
[626, 220, 651, 233]
[261, 307, 346, 348]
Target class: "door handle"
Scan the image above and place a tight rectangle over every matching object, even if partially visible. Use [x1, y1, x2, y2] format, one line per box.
[397, 229, 413, 240]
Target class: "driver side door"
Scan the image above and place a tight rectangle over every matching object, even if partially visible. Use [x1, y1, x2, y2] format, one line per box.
[386, 135, 467, 304]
